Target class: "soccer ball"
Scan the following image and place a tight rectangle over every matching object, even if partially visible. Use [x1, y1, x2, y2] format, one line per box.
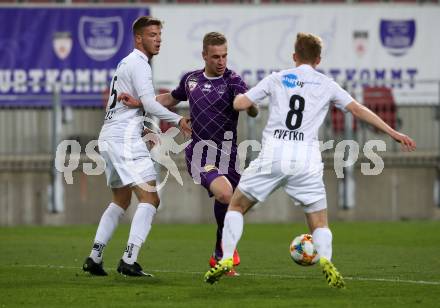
[289, 234, 319, 266]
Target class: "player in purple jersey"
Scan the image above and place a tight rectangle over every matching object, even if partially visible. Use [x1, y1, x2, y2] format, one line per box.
[119, 32, 258, 275]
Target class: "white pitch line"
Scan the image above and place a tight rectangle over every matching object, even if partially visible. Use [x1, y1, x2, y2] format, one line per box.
[8, 264, 440, 286]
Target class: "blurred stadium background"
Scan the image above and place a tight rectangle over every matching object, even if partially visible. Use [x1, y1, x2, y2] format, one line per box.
[0, 1, 439, 226]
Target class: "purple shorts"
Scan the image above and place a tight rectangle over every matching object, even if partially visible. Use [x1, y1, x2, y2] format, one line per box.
[186, 162, 241, 197]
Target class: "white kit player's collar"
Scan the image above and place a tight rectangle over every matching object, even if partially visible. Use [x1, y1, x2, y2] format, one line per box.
[297, 64, 314, 71]
[133, 48, 149, 63]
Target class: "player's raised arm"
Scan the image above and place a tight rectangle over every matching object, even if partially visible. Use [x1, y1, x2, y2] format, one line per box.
[233, 94, 253, 110]
[156, 93, 180, 108]
[140, 95, 180, 123]
[233, 94, 259, 117]
[234, 73, 274, 117]
[246, 104, 259, 118]
[118, 92, 179, 108]
[345, 100, 416, 152]
[142, 95, 191, 136]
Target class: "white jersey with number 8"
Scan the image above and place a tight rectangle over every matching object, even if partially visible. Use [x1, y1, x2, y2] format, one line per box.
[238, 64, 354, 206]
[245, 64, 353, 161]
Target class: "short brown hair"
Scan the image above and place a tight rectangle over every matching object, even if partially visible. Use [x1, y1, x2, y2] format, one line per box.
[132, 16, 163, 36]
[294, 32, 322, 64]
[203, 32, 227, 52]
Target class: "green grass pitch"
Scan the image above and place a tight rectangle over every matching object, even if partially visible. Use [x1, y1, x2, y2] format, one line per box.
[1, 222, 439, 307]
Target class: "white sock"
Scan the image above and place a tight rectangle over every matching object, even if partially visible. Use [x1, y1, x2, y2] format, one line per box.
[90, 202, 125, 263]
[221, 211, 244, 260]
[312, 227, 333, 261]
[122, 243, 141, 265]
[123, 203, 157, 264]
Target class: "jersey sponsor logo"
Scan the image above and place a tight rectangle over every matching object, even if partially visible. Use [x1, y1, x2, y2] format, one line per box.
[380, 19, 416, 57]
[52, 32, 73, 60]
[188, 78, 197, 91]
[79, 16, 124, 61]
[282, 74, 304, 89]
[202, 83, 212, 92]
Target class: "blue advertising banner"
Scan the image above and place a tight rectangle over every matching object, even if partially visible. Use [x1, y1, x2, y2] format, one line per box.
[0, 7, 149, 108]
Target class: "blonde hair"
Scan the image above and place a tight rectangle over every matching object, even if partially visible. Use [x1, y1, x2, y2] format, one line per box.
[203, 32, 227, 52]
[294, 32, 322, 64]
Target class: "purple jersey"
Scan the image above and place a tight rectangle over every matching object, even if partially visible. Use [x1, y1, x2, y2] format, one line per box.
[171, 68, 247, 186]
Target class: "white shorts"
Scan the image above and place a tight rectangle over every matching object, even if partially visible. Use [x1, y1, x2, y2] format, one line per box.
[238, 157, 327, 212]
[98, 138, 157, 188]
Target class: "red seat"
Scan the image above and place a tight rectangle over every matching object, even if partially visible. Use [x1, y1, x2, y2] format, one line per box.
[318, 0, 346, 2]
[331, 86, 397, 134]
[174, 0, 202, 3]
[26, 0, 56, 2]
[331, 106, 358, 134]
[363, 86, 397, 131]
[331, 92, 358, 134]
[100, 0, 135, 2]
[278, 0, 307, 3]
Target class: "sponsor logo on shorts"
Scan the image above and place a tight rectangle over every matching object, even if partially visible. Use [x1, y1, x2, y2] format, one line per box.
[204, 165, 218, 173]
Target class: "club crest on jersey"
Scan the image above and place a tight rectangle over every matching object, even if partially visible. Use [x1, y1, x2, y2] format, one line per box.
[216, 84, 227, 94]
[202, 83, 212, 92]
[380, 19, 416, 57]
[79, 16, 123, 61]
[282, 74, 304, 89]
[187, 78, 197, 91]
[52, 32, 72, 60]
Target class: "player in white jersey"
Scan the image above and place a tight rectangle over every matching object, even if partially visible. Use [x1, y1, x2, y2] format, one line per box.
[205, 32, 416, 287]
[83, 16, 191, 277]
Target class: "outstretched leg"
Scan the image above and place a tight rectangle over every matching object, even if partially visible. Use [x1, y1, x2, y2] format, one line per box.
[209, 176, 241, 273]
[204, 189, 256, 284]
[305, 199, 345, 288]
